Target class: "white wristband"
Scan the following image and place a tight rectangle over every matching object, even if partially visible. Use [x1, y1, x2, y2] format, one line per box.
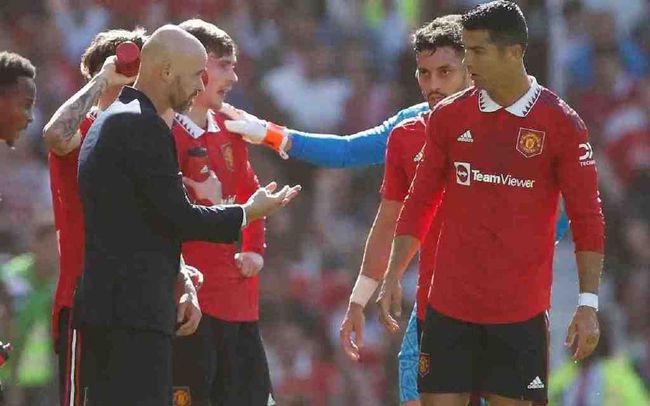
[350, 275, 379, 307]
[578, 293, 598, 311]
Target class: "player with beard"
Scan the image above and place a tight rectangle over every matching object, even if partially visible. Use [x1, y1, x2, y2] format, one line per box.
[222, 16, 569, 405]
[340, 16, 471, 406]
[171, 19, 272, 406]
[0, 51, 36, 147]
[75, 25, 300, 405]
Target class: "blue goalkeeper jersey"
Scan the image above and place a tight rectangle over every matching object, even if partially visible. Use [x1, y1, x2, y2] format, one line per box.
[288, 102, 429, 168]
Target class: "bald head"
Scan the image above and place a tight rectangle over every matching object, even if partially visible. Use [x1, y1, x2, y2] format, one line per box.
[141, 25, 206, 69]
[136, 24, 207, 113]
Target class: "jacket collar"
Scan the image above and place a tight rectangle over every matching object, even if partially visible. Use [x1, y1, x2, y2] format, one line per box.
[118, 86, 157, 113]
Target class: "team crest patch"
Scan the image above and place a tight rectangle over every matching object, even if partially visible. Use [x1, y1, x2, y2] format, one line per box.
[220, 142, 235, 172]
[418, 353, 430, 377]
[173, 386, 192, 406]
[516, 128, 545, 158]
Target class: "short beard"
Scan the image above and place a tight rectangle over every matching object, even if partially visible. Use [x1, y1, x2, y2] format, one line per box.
[173, 98, 193, 114]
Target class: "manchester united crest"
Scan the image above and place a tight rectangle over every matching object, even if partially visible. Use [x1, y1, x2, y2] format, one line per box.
[516, 128, 545, 158]
[220, 142, 235, 172]
[173, 387, 192, 406]
[418, 353, 430, 377]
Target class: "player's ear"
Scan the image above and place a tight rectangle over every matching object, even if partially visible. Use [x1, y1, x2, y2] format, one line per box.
[506, 44, 524, 60]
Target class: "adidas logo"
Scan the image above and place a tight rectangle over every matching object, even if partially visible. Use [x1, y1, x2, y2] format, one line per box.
[457, 130, 473, 143]
[527, 376, 545, 390]
[267, 393, 276, 405]
[200, 165, 209, 174]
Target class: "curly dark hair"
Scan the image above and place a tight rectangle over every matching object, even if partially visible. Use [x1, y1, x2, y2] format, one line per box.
[0, 51, 36, 92]
[80, 27, 148, 81]
[413, 14, 464, 56]
[179, 19, 236, 58]
[461, 0, 528, 50]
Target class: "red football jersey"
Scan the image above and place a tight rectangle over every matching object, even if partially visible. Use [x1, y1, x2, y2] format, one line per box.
[397, 78, 605, 324]
[172, 111, 265, 321]
[49, 109, 97, 337]
[380, 113, 442, 321]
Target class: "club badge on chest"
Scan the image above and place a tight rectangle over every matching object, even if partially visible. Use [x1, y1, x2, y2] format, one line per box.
[220, 142, 235, 172]
[516, 128, 545, 158]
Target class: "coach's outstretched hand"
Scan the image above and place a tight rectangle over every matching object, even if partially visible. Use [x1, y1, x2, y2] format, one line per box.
[242, 182, 301, 223]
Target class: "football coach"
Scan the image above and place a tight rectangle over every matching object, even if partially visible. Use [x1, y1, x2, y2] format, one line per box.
[75, 25, 301, 405]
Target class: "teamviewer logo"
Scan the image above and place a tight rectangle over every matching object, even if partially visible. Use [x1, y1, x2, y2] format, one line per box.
[454, 162, 471, 186]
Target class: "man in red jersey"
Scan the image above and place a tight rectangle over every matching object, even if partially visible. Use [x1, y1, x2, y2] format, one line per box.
[338, 15, 471, 406]
[0, 51, 36, 147]
[171, 19, 272, 406]
[378, 2, 605, 406]
[42, 28, 201, 406]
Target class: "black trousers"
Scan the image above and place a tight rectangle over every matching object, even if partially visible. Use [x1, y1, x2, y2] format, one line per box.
[80, 325, 173, 406]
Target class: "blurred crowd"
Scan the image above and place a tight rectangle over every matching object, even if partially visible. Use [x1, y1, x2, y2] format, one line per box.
[0, 0, 648, 404]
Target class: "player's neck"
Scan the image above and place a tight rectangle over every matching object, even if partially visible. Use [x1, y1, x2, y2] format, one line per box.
[485, 67, 530, 108]
[187, 104, 209, 129]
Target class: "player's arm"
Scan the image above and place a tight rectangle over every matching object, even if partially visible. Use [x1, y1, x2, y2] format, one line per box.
[43, 56, 134, 156]
[377, 113, 447, 333]
[222, 102, 428, 168]
[556, 114, 605, 361]
[340, 128, 412, 360]
[339, 199, 403, 360]
[234, 147, 266, 278]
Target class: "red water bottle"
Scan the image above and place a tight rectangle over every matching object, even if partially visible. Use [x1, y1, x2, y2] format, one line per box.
[186, 147, 213, 205]
[115, 41, 140, 77]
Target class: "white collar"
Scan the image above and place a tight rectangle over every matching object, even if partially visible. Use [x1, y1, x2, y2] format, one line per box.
[478, 76, 541, 117]
[174, 111, 220, 139]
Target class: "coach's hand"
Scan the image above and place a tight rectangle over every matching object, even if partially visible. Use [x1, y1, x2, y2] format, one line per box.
[377, 274, 402, 334]
[183, 170, 222, 205]
[183, 264, 204, 291]
[339, 302, 365, 361]
[565, 306, 600, 361]
[242, 182, 301, 222]
[235, 252, 264, 277]
[176, 280, 202, 336]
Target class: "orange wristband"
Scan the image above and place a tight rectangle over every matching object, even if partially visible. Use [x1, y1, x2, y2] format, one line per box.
[264, 122, 287, 151]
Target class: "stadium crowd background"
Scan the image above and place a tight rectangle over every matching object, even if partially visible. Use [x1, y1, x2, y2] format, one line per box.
[0, 0, 648, 404]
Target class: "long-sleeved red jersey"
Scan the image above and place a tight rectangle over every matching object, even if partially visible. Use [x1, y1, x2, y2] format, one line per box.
[396, 77, 605, 324]
[173, 110, 265, 321]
